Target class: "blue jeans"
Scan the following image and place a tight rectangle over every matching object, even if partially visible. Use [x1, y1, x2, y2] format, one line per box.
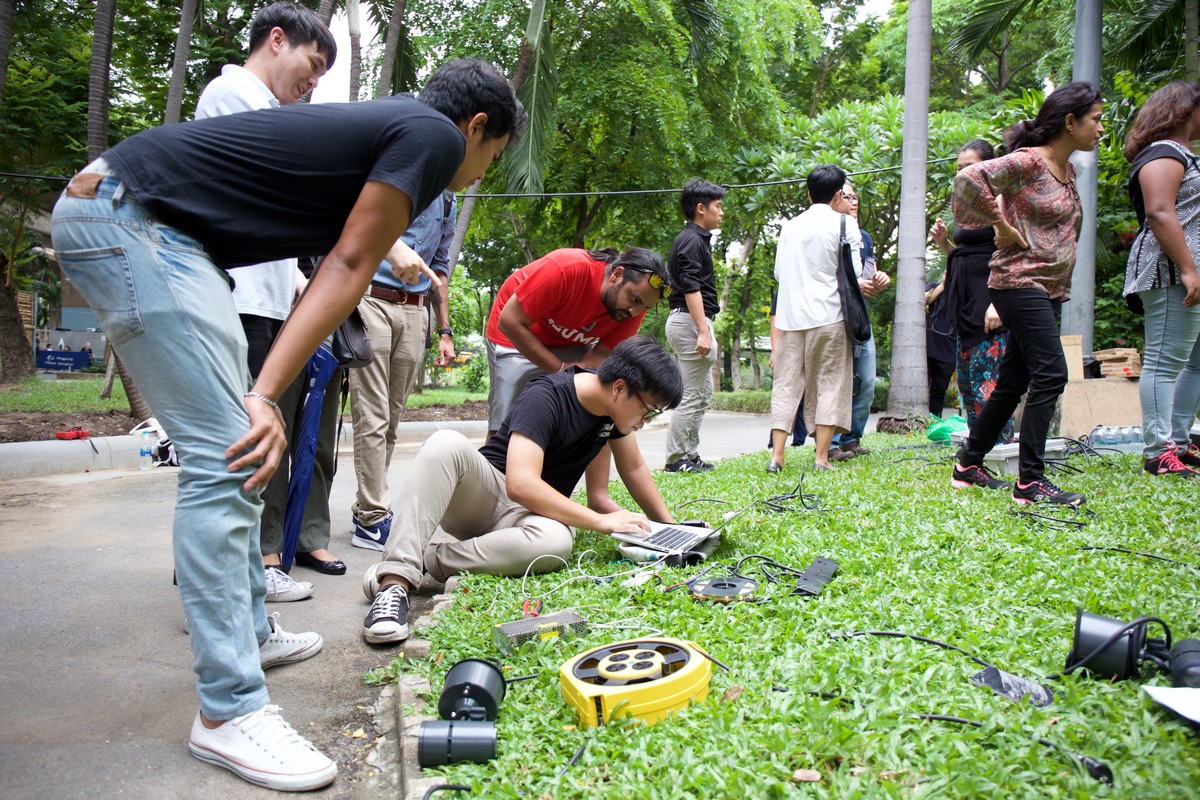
[1139, 285, 1200, 458]
[51, 177, 271, 720]
[833, 335, 875, 447]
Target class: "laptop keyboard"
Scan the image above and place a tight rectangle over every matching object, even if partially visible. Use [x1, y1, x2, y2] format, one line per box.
[642, 526, 702, 551]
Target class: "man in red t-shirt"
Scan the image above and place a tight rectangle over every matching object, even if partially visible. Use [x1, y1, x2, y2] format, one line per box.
[486, 246, 671, 507]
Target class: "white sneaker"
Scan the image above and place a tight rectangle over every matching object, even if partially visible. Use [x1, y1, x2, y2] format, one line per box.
[260, 612, 323, 669]
[265, 566, 314, 602]
[188, 704, 337, 791]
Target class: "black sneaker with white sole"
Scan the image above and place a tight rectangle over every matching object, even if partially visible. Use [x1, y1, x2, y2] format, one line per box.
[1012, 477, 1085, 506]
[363, 585, 410, 644]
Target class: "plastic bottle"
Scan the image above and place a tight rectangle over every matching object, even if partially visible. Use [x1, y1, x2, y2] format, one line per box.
[139, 429, 155, 471]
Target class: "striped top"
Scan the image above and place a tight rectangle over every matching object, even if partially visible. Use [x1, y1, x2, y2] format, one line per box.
[1123, 140, 1200, 297]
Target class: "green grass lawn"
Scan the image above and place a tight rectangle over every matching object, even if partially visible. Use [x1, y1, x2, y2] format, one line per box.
[376, 434, 1200, 798]
[0, 375, 129, 412]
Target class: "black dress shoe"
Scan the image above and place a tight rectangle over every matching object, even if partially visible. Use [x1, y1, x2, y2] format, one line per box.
[295, 551, 347, 575]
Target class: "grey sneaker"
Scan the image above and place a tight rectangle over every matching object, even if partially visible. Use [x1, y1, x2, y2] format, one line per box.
[260, 612, 323, 668]
[265, 566, 314, 602]
[188, 704, 337, 791]
[363, 585, 410, 644]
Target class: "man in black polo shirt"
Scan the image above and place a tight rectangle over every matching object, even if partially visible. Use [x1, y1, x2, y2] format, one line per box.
[360, 336, 684, 644]
[664, 178, 725, 473]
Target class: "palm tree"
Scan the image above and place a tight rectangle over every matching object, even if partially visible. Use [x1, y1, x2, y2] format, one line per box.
[347, 0, 361, 101]
[87, 0, 152, 421]
[952, 0, 1198, 82]
[0, 0, 14, 111]
[886, 0, 934, 417]
[163, 0, 200, 124]
[375, 0, 407, 98]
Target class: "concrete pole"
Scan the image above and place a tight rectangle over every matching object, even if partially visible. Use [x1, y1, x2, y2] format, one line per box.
[1063, 0, 1102, 354]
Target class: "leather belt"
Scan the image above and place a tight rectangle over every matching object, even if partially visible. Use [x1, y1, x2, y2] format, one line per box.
[368, 285, 426, 307]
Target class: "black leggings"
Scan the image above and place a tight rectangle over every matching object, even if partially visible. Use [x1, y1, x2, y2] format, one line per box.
[959, 289, 1066, 482]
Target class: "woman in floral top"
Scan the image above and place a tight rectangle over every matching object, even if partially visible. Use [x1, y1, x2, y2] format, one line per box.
[1122, 82, 1200, 478]
[948, 82, 1103, 506]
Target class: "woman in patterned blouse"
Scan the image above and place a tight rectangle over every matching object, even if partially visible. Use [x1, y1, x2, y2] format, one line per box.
[1122, 82, 1200, 478]
[948, 82, 1103, 507]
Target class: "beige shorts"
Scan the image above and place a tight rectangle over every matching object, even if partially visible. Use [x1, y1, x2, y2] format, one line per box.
[770, 323, 852, 435]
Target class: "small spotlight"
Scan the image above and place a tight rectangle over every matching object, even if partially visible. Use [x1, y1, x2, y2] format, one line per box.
[416, 659, 508, 768]
[1064, 610, 1172, 680]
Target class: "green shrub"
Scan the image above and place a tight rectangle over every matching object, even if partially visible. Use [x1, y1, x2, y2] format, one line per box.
[461, 352, 489, 393]
[709, 390, 770, 413]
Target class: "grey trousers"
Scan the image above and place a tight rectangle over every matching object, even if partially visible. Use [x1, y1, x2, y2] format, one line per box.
[361, 430, 575, 598]
[664, 310, 717, 464]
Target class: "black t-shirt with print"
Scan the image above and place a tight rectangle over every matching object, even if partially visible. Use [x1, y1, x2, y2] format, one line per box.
[480, 370, 626, 497]
[104, 95, 465, 268]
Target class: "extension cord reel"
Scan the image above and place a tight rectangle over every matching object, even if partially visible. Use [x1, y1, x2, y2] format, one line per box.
[559, 637, 713, 728]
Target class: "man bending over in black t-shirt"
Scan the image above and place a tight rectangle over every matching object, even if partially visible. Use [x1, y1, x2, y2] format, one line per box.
[51, 59, 523, 792]
[360, 336, 684, 644]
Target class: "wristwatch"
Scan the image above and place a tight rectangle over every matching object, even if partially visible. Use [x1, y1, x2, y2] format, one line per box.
[438, 327, 454, 337]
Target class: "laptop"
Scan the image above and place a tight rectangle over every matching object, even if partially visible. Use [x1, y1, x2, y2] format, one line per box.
[611, 520, 721, 554]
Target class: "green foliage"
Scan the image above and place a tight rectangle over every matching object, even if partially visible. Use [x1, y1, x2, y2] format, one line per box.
[461, 349, 490, 393]
[388, 440, 1200, 796]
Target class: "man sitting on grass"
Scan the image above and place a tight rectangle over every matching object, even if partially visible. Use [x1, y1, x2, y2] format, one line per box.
[359, 336, 683, 644]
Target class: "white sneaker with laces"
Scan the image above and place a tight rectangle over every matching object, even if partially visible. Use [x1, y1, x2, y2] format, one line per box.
[265, 566, 314, 602]
[188, 704, 337, 791]
[260, 612, 323, 669]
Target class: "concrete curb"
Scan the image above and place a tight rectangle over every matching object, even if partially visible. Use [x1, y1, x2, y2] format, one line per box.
[0, 418, 490, 482]
[0, 434, 143, 480]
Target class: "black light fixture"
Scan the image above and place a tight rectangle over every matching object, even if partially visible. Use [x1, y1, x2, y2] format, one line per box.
[1064, 609, 1200, 686]
[417, 659, 507, 768]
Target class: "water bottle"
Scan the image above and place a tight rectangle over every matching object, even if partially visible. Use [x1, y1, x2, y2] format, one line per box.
[139, 429, 155, 471]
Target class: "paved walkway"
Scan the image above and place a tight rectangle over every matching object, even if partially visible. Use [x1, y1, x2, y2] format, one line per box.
[0, 411, 784, 799]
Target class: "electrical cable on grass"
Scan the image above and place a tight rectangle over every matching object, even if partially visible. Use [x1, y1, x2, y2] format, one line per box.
[1077, 545, 1191, 567]
[835, 630, 996, 670]
[422, 785, 471, 800]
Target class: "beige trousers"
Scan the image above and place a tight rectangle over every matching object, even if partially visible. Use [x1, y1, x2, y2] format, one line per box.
[349, 296, 427, 525]
[361, 430, 575, 598]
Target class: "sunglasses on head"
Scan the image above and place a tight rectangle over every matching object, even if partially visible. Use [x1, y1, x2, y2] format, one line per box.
[625, 266, 671, 298]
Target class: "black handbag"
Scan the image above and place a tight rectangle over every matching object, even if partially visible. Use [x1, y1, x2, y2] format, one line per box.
[331, 308, 372, 368]
[837, 215, 872, 346]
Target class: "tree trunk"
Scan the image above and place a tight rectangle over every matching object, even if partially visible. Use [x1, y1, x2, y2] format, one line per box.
[1187, 0, 1199, 84]
[376, 0, 408, 98]
[447, 182, 479, 276]
[886, 0, 932, 416]
[0, 0, 14, 111]
[88, 0, 149, 420]
[163, 0, 199, 123]
[347, 0, 361, 102]
[87, 0, 116, 161]
[316, 0, 335, 26]
[0, 284, 34, 384]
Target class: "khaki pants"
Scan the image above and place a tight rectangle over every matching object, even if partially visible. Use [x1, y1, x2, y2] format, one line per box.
[349, 296, 428, 525]
[361, 430, 575, 597]
[664, 310, 717, 464]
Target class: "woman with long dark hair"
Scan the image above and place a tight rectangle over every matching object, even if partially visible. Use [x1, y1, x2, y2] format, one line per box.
[949, 82, 1103, 505]
[1122, 81, 1200, 477]
[931, 139, 1015, 443]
